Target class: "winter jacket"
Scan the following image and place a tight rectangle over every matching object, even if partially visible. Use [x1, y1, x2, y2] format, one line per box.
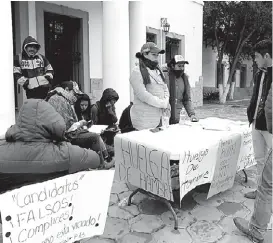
[247, 67, 272, 131]
[265, 84, 272, 134]
[13, 36, 54, 90]
[0, 99, 100, 174]
[165, 70, 195, 124]
[130, 65, 170, 130]
[91, 88, 119, 126]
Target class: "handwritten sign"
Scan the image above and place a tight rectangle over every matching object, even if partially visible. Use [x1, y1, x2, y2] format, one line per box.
[115, 136, 173, 201]
[208, 134, 241, 198]
[0, 170, 114, 243]
[179, 144, 218, 200]
[237, 128, 256, 171]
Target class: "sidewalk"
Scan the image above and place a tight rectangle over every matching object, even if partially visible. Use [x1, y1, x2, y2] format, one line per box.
[85, 101, 272, 243]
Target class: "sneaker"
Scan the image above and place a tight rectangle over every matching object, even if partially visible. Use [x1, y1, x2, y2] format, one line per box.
[244, 190, 257, 199]
[233, 217, 264, 243]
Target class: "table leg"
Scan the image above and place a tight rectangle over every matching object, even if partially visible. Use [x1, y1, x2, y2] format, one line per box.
[127, 188, 178, 230]
[242, 169, 248, 183]
[128, 188, 142, 206]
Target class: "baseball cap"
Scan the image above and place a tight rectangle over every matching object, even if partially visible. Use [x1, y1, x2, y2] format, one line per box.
[141, 42, 165, 54]
[174, 55, 189, 64]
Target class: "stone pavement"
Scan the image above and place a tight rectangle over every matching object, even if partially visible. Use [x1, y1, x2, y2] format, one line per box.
[84, 166, 272, 243]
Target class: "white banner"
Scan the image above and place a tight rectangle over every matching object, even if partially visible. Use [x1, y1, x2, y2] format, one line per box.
[115, 136, 173, 201]
[0, 170, 114, 243]
[207, 133, 242, 198]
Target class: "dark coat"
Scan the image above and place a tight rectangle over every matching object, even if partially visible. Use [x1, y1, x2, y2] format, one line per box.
[265, 85, 272, 134]
[0, 99, 100, 174]
[247, 67, 272, 131]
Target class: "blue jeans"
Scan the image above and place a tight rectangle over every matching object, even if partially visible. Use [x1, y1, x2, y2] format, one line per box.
[250, 149, 272, 231]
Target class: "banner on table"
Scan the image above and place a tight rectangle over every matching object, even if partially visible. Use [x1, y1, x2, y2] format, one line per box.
[0, 170, 114, 243]
[115, 136, 173, 201]
[179, 142, 219, 200]
[236, 126, 256, 171]
[207, 133, 242, 198]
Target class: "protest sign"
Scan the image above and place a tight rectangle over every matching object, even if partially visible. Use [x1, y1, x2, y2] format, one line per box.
[0, 170, 114, 243]
[179, 142, 218, 200]
[115, 136, 173, 201]
[208, 134, 241, 198]
[236, 127, 256, 171]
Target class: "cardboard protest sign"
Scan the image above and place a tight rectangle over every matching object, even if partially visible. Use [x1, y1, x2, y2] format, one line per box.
[0, 170, 114, 243]
[208, 134, 241, 198]
[115, 136, 173, 201]
[236, 127, 256, 171]
[179, 141, 218, 200]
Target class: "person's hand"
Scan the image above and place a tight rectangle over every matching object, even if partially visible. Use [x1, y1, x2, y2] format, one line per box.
[23, 79, 29, 90]
[190, 115, 199, 122]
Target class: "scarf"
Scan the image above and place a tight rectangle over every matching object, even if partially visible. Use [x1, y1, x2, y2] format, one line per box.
[136, 52, 166, 86]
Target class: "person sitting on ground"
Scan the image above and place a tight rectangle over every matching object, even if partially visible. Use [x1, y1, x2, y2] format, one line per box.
[91, 88, 119, 155]
[165, 55, 198, 124]
[91, 88, 119, 126]
[75, 93, 92, 122]
[46, 81, 114, 169]
[0, 99, 100, 174]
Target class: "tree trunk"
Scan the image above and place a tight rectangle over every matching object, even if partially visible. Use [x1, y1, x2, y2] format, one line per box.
[229, 82, 236, 100]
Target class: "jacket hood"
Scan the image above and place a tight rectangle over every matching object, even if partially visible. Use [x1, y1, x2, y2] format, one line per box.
[5, 99, 66, 142]
[22, 36, 41, 56]
[100, 88, 119, 103]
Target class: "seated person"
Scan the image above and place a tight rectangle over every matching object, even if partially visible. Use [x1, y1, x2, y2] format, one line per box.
[75, 93, 92, 122]
[46, 81, 114, 169]
[0, 99, 100, 174]
[91, 88, 119, 152]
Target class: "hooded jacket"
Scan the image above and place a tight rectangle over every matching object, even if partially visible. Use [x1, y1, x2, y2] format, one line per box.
[13, 36, 54, 90]
[0, 99, 100, 174]
[91, 88, 119, 126]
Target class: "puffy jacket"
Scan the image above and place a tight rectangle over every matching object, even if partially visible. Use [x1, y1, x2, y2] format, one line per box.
[247, 67, 272, 131]
[265, 85, 272, 134]
[13, 36, 54, 90]
[0, 99, 100, 174]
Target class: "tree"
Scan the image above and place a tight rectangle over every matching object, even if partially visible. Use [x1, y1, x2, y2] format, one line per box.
[203, 1, 272, 103]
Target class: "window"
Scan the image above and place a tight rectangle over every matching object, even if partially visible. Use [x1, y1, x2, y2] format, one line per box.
[165, 37, 181, 64]
[146, 33, 157, 44]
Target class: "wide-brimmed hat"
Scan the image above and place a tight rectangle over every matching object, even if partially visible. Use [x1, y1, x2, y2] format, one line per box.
[71, 81, 84, 95]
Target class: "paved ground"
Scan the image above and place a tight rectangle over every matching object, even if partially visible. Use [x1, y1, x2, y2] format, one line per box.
[2, 100, 272, 243]
[84, 100, 272, 243]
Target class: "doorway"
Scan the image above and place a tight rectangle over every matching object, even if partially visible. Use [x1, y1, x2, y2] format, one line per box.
[165, 37, 181, 64]
[240, 65, 247, 88]
[44, 12, 81, 87]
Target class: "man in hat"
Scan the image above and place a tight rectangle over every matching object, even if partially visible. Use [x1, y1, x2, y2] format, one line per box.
[13, 36, 54, 99]
[165, 55, 198, 124]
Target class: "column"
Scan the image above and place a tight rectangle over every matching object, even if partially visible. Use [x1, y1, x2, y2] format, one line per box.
[102, 1, 130, 119]
[0, 1, 15, 137]
[129, 1, 146, 101]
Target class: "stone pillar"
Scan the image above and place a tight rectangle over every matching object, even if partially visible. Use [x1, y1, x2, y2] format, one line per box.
[129, 1, 146, 101]
[0, 1, 15, 137]
[102, 1, 130, 119]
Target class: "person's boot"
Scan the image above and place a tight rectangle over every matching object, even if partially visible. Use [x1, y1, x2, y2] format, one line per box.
[244, 190, 257, 199]
[233, 217, 264, 243]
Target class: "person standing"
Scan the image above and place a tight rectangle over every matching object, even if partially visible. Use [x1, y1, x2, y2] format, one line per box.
[165, 55, 198, 124]
[13, 36, 54, 99]
[129, 42, 170, 130]
[245, 39, 272, 200]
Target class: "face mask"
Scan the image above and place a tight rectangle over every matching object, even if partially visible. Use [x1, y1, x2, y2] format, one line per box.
[173, 70, 183, 78]
[143, 58, 159, 69]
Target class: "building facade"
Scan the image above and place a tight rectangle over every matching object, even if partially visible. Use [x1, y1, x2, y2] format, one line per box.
[1, 0, 204, 136]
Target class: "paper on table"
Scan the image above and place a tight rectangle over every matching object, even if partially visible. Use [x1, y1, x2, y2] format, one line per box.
[88, 125, 108, 134]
